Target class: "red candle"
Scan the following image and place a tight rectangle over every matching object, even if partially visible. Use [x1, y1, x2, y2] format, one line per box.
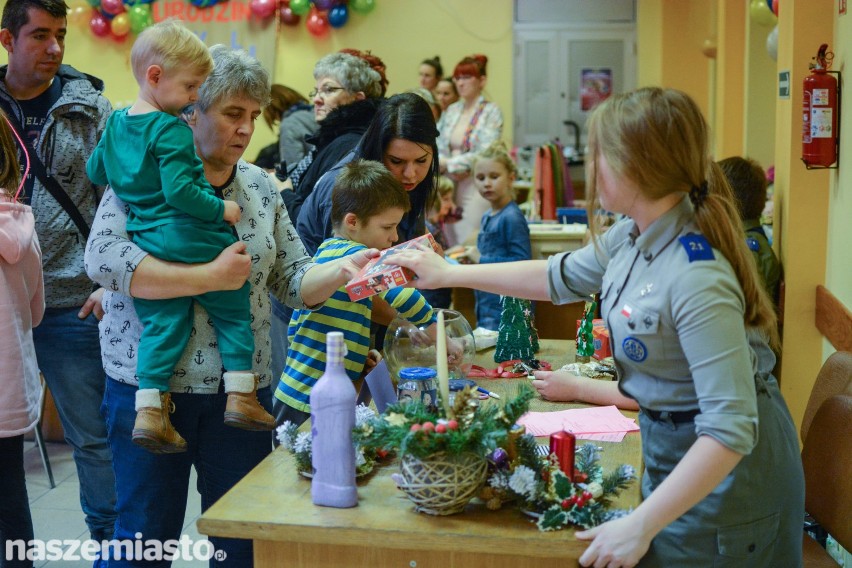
[549, 430, 576, 479]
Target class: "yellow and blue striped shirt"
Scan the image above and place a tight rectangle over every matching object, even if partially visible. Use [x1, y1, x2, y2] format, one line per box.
[275, 237, 435, 413]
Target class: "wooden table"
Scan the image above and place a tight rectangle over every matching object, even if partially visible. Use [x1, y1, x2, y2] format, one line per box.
[198, 340, 642, 568]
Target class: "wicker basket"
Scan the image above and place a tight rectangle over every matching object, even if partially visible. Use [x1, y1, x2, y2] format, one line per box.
[397, 451, 488, 515]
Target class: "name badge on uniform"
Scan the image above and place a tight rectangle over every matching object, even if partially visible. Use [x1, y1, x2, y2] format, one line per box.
[678, 234, 715, 262]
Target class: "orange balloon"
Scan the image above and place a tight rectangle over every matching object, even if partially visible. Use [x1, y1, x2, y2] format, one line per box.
[110, 13, 130, 37]
[68, 5, 91, 27]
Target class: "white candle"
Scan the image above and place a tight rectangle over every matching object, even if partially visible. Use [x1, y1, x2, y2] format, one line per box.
[435, 311, 454, 419]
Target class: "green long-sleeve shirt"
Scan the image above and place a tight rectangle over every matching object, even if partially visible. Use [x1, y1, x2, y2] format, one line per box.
[86, 109, 223, 231]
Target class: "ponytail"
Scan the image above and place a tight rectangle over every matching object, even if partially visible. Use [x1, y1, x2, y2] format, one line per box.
[694, 162, 779, 349]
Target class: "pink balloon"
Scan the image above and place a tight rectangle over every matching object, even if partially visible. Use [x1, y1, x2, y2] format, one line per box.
[305, 7, 329, 36]
[279, 6, 301, 26]
[89, 12, 110, 36]
[100, 0, 124, 16]
[250, 0, 276, 19]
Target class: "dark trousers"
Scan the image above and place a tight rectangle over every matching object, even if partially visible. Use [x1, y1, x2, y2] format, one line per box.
[0, 435, 34, 568]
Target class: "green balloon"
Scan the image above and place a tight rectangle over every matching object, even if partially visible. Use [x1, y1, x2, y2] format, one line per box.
[128, 4, 153, 35]
[350, 0, 376, 14]
[289, 0, 311, 16]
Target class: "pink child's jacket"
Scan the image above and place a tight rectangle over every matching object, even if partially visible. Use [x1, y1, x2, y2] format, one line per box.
[0, 197, 45, 437]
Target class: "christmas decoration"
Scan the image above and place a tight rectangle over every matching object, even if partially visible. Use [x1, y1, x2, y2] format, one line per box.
[495, 297, 539, 363]
[485, 437, 636, 531]
[276, 403, 381, 478]
[576, 300, 597, 362]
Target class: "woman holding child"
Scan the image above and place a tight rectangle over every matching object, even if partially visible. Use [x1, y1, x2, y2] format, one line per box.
[395, 87, 804, 567]
[86, 46, 374, 566]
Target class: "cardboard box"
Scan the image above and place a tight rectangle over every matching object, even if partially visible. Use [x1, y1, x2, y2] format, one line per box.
[593, 326, 611, 360]
[345, 233, 440, 301]
[576, 318, 606, 334]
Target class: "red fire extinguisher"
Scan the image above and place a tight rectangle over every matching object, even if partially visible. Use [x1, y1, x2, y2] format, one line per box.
[802, 44, 838, 168]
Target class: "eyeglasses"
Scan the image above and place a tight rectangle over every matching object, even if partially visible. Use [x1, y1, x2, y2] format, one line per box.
[309, 85, 346, 98]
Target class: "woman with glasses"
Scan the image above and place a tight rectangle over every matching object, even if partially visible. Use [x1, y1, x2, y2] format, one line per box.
[437, 54, 503, 248]
[271, 49, 387, 385]
[280, 50, 387, 223]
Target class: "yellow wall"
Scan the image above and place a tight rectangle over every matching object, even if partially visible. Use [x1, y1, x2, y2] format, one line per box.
[825, 4, 852, 359]
[742, 5, 777, 168]
[714, 0, 745, 158]
[773, 0, 833, 435]
[0, 0, 514, 160]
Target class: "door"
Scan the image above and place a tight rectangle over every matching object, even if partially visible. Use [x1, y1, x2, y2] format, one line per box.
[514, 28, 636, 152]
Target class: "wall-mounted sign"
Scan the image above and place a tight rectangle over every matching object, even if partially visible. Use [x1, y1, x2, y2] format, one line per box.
[779, 70, 791, 99]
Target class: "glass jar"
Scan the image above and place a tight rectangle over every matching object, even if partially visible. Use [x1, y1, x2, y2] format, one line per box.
[384, 308, 476, 383]
[396, 367, 438, 406]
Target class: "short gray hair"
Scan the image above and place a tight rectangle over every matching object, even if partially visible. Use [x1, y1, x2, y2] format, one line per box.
[196, 45, 271, 112]
[313, 53, 382, 99]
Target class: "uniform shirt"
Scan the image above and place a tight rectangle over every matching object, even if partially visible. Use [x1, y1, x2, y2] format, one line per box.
[547, 195, 758, 455]
[277, 237, 435, 413]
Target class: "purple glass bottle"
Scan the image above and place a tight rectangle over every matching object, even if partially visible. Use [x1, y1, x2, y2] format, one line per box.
[310, 331, 358, 508]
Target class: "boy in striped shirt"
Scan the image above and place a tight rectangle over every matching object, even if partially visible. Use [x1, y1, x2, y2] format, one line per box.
[274, 160, 435, 426]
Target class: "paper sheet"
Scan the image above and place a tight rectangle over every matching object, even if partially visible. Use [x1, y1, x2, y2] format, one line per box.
[517, 405, 640, 442]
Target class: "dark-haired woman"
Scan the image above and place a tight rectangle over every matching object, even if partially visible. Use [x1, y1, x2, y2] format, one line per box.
[437, 54, 503, 247]
[419, 55, 443, 92]
[296, 92, 438, 256]
[262, 84, 317, 173]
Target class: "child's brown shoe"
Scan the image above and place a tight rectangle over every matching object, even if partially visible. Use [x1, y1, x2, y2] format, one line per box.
[223, 372, 276, 431]
[132, 389, 187, 453]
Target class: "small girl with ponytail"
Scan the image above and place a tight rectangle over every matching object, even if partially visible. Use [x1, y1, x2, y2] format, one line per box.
[391, 87, 804, 568]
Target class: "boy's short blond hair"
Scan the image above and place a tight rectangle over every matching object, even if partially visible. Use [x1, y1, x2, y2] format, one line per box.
[130, 19, 213, 84]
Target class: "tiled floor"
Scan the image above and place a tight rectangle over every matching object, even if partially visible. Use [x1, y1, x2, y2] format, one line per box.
[23, 440, 206, 567]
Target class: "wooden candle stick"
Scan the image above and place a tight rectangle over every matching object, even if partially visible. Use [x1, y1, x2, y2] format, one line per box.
[435, 311, 454, 419]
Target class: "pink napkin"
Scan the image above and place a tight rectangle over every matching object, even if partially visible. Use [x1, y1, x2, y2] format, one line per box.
[517, 405, 640, 442]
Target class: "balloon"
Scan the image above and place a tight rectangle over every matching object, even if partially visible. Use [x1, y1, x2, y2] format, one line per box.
[67, 0, 92, 27]
[100, 0, 124, 15]
[350, 0, 375, 14]
[314, 0, 335, 10]
[128, 4, 153, 34]
[110, 12, 130, 36]
[772, 0, 779, 16]
[85, 0, 101, 7]
[279, 6, 301, 26]
[749, 0, 775, 26]
[249, 0, 276, 19]
[305, 7, 329, 36]
[289, 0, 310, 16]
[89, 12, 110, 36]
[765, 0, 772, 10]
[328, 4, 348, 28]
[766, 25, 779, 61]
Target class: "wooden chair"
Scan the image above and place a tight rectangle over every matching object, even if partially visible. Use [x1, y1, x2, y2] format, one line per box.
[801, 394, 852, 566]
[801, 351, 852, 442]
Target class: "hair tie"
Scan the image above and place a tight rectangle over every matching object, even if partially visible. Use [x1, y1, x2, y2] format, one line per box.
[689, 180, 709, 208]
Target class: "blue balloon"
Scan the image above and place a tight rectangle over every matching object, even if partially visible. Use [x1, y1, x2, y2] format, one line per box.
[328, 4, 348, 28]
[314, 0, 336, 10]
[766, 0, 772, 10]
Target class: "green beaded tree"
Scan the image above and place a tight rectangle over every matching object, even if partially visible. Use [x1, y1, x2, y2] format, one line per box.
[495, 296, 539, 362]
[576, 300, 597, 361]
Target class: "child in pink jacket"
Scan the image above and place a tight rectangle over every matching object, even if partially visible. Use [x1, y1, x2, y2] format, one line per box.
[0, 110, 45, 561]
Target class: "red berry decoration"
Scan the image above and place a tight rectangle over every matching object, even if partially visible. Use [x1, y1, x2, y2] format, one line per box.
[447, 419, 459, 430]
[561, 499, 571, 509]
[435, 423, 447, 434]
[574, 472, 588, 483]
[410, 424, 421, 432]
[421, 421, 435, 433]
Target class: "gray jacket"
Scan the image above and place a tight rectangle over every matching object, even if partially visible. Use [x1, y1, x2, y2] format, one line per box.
[0, 64, 112, 309]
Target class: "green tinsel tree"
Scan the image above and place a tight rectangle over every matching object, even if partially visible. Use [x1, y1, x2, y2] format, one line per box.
[495, 296, 539, 363]
[576, 300, 597, 360]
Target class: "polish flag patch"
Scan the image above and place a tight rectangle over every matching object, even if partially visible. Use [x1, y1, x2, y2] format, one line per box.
[621, 305, 633, 318]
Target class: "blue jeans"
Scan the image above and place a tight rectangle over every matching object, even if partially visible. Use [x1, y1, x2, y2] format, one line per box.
[101, 378, 273, 567]
[268, 295, 292, 395]
[32, 307, 116, 542]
